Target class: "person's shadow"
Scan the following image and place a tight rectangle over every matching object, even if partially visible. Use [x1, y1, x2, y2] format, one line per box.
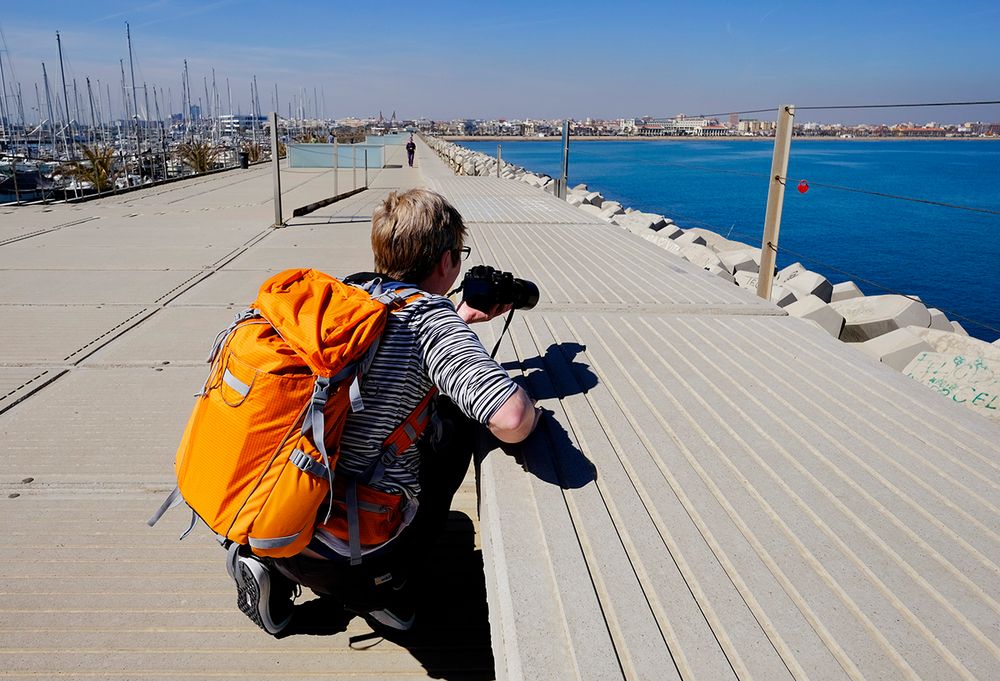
[279, 511, 494, 680]
[493, 341, 600, 489]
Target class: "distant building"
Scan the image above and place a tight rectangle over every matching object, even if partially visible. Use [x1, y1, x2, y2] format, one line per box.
[697, 124, 729, 137]
[219, 114, 267, 134]
[893, 125, 946, 137]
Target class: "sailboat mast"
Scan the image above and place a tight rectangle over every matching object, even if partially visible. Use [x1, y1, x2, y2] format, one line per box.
[0, 50, 10, 144]
[126, 23, 140, 122]
[41, 63, 56, 154]
[153, 86, 167, 180]
[86, 77, 96, 146]
[55, 31, 73, 159]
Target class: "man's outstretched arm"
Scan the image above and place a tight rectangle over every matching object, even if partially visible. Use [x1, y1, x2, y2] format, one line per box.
[488, 387, 540, 443]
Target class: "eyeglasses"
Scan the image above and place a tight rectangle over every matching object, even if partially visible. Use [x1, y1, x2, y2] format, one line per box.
[454, 246, 472, 261]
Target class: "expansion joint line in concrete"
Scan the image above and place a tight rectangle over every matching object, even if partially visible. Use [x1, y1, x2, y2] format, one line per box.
[0, 216, 101, 247]
[0, 369, 68, 417]
[0, 227, 276, 415]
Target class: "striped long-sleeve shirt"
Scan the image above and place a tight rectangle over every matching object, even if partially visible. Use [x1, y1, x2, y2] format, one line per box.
[331, 293, 518, 498]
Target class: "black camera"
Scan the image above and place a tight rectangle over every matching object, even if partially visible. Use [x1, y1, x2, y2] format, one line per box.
[461, 265, 539, 312]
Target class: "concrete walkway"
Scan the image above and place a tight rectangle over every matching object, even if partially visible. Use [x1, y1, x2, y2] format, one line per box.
[416, 140, 1000, 680]
[1, 147, 495, 680]
[2, 138, 999, 681]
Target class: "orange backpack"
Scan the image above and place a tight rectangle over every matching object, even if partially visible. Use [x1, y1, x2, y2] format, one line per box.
[148, 268, 432, 560]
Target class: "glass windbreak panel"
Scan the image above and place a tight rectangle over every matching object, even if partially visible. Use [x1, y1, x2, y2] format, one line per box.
[287, 143, 385, 168]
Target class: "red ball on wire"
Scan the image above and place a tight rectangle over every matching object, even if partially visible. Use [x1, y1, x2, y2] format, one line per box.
[797, 180, 809, 194]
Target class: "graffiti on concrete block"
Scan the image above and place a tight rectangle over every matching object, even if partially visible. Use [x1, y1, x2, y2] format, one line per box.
[904, 352, 999, 416]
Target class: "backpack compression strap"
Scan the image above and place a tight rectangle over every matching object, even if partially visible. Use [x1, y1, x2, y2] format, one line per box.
[343, 385, 439, 565]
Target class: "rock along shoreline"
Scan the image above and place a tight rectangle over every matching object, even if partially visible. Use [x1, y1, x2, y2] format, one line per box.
[424, 135, 1000, 421]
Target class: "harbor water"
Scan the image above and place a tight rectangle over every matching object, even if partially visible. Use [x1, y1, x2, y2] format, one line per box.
[464, 139, 1000, 343]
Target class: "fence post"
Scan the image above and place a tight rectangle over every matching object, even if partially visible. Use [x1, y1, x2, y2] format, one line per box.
[756, 104, 795, 301]
[352, 146, 357, 190]
[269, 111, 282, 227]
[559, 119, 570, 199]
[333, 139, 339, 196]
[364, 149, 369, 188]
[497, 144, 502, 177]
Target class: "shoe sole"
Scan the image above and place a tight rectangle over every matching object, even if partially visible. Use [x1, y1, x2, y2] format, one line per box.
[236, 561, 271, 633]
[366, 608, 415, 631]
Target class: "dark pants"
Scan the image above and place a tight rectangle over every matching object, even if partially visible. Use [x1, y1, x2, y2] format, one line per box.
[407, 150, 415, 167]
[272, 398, 475, 610]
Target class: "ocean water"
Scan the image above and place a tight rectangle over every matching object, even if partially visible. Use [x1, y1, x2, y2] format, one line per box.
[464, 139, 1000, 343]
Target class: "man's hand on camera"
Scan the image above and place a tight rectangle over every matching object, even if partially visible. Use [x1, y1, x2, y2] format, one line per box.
[457, 300, 513, 324]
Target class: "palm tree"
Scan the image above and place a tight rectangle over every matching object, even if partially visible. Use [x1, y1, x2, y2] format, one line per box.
[64, 144, 118, 193]
[177, 140, 221, 174]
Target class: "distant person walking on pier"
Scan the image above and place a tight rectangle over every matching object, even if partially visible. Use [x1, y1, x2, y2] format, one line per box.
[406, 135, 416, 166]
[225, 189, 540, 635]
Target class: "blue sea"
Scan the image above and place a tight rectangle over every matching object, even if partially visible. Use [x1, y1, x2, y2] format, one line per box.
[464, 139, 1000, 343]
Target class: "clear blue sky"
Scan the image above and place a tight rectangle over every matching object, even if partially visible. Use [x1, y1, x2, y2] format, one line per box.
[2, 0, 998, 124]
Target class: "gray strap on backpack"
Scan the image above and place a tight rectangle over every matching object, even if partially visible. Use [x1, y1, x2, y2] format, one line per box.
[302, 376, 335, 523]
[345, 479, 363, 566]
[147, 486, 184, 527]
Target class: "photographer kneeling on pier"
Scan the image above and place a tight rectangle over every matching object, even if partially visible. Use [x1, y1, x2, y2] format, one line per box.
[232, 188, 540, 635]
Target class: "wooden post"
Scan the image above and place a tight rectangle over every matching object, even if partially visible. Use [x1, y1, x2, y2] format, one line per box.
[559, 120, 570, 199]
[269, 111, 282, 227]
[497, 144, 502, 177]
[333, 139, 339, 196]
[756, 104, 795, 300]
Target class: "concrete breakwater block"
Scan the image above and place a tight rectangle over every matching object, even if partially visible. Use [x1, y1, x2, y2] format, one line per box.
[831, 281, 864, 303]
[644, 232, 684, 256]
[784, 295, 846, 338]
[734, 271, 759, 290]
[903, 351, 1000, 421]
[830, 294, 932, 342]
[857, 327, 934, 371]
[776, 262, 806, 284]
[583, 192, 604, 207]
[673, 231, 707, 247]
[683, 228, 729, 250]
[615, 212, 670, 234]
[567, 194, 585, 207]
[655, 224, 683, 239]
[578, 204, 606, 218]
[600, 204, 625, 220]
[706, 264, 736, 283]
[717, 248, 760, 275]
[952, 321, 969, 336]
[905, 326, 1000, 363]
[770, 285, 798, 308]
[783, 270, 834, 304]
[680, 243, 723, 270]
[927, 308, 952, 331]
[710, 238, 756, 253]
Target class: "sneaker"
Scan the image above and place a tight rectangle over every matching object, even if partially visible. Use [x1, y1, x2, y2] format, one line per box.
[233, 552, 296, 635]
[365, 579, 415, 632]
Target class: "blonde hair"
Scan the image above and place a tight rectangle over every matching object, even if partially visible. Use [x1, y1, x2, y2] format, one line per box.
[371, 189, 467, 282]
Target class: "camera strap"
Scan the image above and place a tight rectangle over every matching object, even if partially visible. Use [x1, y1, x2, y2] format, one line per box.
[490, 307, 516, 359]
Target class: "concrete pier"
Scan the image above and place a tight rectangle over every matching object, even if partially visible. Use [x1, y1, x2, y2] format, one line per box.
[2, 138, 998, 680]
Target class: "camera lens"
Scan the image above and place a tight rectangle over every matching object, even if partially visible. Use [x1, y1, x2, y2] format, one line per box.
[511, 278, 539, 310]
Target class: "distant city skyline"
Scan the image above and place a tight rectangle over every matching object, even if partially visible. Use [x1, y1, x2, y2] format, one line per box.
[2, 0, 999, 125]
